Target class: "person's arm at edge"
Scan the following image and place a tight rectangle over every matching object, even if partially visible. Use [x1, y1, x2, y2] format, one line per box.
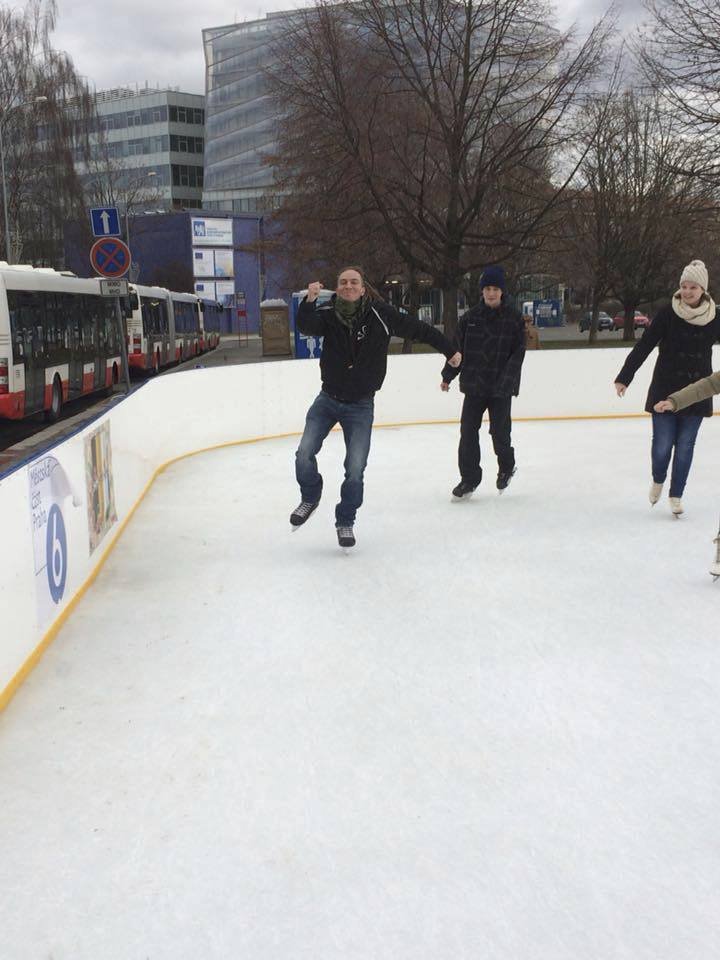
[297, 284, 329, 337]
[495, 316, 526, 396]
[614, 312, 665, 391]
[660, 369, 720, 412]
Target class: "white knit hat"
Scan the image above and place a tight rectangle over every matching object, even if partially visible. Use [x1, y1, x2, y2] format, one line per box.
[680, 259, 709, 291]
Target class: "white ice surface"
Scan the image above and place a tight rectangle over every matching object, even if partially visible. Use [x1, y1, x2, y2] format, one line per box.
[2, 418, 720, 960]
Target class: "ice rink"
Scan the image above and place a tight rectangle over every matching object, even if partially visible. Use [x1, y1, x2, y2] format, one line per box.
[2, 416, 720, 959]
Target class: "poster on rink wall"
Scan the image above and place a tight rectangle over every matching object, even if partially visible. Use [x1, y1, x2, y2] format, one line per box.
[191, 217, 233, 247]
[28, 454, 83, 627]
[84, 422, 117, 555]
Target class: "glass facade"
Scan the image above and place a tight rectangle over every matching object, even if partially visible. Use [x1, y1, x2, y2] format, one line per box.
[202, 13, 294, 212]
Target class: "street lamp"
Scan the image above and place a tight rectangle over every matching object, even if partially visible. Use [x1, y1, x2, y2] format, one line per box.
[0, 96, 48, 263]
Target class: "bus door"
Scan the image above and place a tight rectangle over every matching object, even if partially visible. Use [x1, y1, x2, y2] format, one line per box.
[80, 300, 99, 393]
[10, 291, 45, 412]
[91, 298, 107, 390]
[160, 299, 171, 365]
[65, 294, 83, 397]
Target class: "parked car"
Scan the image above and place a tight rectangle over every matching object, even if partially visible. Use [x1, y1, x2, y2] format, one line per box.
[613, 310, 650, 331]
[579, 311, 613, 332]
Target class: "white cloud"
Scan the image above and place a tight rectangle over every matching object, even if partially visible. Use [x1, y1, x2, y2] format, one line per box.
[556, 0, 645, 32]
[51, 0, 646, 97]
[53, 0, 303, 95]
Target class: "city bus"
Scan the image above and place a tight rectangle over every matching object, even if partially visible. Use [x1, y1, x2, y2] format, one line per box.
[125, 283, 174, 374]
[169, 291, 202, 362]
[0, 264, 123, 422]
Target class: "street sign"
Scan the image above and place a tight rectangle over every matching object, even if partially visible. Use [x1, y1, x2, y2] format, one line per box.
[99, 279, 129, 297]
[90, 207, 121, 238]
[90, 238, 131, 278]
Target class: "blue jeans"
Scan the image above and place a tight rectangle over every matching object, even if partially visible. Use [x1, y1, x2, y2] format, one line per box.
[295, 391, 374, 525]
[651, 412, 703, 497]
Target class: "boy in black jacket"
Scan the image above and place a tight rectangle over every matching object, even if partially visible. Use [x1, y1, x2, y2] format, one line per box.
[441, 265, 526, 497]
[291, 267, 461, 547]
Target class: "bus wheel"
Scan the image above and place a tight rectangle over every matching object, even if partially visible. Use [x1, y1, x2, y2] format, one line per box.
[45, 376, 63, 423]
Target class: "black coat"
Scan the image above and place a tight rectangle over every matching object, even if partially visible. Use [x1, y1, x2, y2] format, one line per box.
[297, 296, 456, 402]
[441, 300, 526, 397]
[615, 304, 720, 417]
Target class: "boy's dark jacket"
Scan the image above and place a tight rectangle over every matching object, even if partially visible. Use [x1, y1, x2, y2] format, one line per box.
[297, 295, 456, 402]
[441, 300, 526, 397]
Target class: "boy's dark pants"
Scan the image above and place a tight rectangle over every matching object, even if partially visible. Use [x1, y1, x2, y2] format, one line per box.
[458, 394, 514, 485]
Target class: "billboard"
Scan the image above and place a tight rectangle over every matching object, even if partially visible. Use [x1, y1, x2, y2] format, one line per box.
[190, 217, 233, 246]
[192, 249, 214, 277]
[213, 249, 234, 278]
[194, 280, 216, 300]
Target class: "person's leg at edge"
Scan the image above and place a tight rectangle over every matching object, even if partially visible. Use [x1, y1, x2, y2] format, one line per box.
[458, 395, 486, 487]
[295, 392, 338, 504]
[651, 412, 678, 487]
[335, 397, 374, 527]
[668, 414, 703, 498]
[488, 396, 514, 474]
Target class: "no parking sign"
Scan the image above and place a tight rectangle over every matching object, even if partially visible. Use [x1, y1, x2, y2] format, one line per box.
[90, 237, 131, 278]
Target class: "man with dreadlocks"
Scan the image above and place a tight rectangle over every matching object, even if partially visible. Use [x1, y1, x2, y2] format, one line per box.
[290, 266, 461, 548]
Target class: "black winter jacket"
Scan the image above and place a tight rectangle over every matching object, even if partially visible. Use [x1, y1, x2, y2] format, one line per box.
[297, 296, 456, 402]
[441, 300, 525, 397]
[615, 304, 720, 417]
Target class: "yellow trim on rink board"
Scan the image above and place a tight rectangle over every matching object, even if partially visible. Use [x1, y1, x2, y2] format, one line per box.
[1, 409, 716, 713]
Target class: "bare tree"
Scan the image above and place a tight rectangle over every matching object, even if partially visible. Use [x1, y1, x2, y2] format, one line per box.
[0, 0, 95, 264]
[570, 90, 719, 341]
[270, 0, 613, 337]
[639, 0, 720, 147]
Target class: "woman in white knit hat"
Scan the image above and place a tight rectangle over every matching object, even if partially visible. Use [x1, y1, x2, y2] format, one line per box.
[613, 259, 720, 515]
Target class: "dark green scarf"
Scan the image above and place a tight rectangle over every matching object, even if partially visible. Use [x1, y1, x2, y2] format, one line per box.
[335, 295, 367, 330]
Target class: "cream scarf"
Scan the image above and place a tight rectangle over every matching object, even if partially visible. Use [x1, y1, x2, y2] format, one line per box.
[672, 290, 716, 326]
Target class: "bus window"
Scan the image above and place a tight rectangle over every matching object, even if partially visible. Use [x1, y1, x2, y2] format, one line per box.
[103, 299, 118, 353]
[9, 309, 25, 359]
[63, 294, 82, 350]
[45, 293, 68, 356]
[82, 299, 95, 350]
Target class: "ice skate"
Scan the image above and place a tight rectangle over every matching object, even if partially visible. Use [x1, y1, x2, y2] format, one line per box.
[290, 499, 319, 528]
[649, 481, 663, 506]
[452, 480, 477, 500]
[712, 535, 720, 581]
[336, 525, 356, 548]
[496, 466, 516, 493]
[669, 496, 683, 517]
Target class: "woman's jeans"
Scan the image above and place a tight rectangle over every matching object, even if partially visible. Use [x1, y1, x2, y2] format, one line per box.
[651, 412, 703, 497]
[295, 391, 374, 525]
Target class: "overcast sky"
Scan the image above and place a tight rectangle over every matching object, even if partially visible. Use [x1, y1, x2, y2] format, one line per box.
[51, 0, 646, 97]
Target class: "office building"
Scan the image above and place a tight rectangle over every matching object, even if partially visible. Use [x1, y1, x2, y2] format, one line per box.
[76, 86, 206, 210]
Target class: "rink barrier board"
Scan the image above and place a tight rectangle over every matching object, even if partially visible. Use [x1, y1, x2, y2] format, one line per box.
[2, 346, 718, 715]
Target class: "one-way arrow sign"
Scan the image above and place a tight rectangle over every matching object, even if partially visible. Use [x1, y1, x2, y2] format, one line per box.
[90, 206, 121, 238]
